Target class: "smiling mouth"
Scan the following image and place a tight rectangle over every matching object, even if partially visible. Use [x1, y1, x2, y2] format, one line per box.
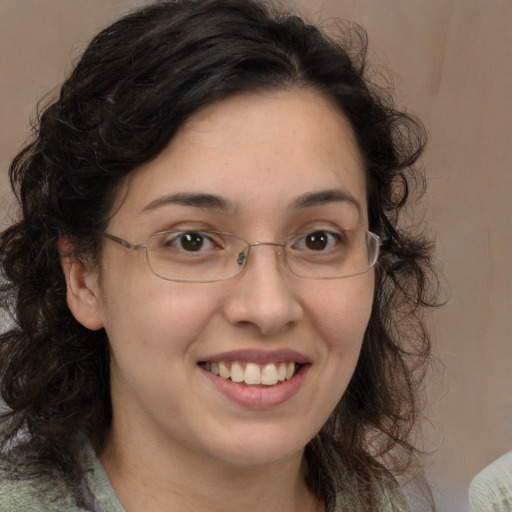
[199, 361, 301, 386]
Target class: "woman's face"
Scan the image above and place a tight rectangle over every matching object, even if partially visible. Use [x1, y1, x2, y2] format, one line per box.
[76, 88, 374, 469]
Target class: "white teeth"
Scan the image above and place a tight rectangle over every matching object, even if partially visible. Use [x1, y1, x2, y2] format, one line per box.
[204, 361, 299, 386]
[219, 362, 230, 379]
[231, 362, 245, 383]
[210, 362, 220, 376]
[261, 363, 279, 386]
[277, 363, 287, 382]
[245, 363, 261, 385]
[286, 362, 295, 380]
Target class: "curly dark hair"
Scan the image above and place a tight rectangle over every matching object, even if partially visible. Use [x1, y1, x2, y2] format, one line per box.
[0, 0, 438, 509]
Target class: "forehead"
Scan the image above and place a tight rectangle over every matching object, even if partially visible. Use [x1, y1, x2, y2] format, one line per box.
[112, 88, 367, 229]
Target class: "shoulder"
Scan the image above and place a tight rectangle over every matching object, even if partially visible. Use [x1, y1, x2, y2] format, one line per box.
[0, 450, 80, 511]
[469, 452, 512, 512]
[0, 441, 124, 512]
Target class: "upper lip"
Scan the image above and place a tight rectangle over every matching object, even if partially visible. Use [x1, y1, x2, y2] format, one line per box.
[197, 349, 311, 365]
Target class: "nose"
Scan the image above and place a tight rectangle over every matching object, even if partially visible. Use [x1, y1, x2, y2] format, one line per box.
[222, 244, 303, 337]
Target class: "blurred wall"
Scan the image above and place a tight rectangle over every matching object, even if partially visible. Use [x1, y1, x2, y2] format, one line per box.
[1, 1, 510, 511]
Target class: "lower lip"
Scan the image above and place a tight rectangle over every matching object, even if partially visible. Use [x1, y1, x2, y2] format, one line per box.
[200, 365, 309, 409]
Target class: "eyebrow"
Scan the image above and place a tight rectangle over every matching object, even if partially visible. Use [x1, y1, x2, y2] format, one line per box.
[289, 189, 362, 214]
[140, 192, 237, 214]
[140, 188, 362, 216]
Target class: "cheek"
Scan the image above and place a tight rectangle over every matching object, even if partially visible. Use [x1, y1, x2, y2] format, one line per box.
[298, 277, 374, 432]
[305, 274, 375, 347]
[101, 272, 223, 352]
[102, 282, 224, 407]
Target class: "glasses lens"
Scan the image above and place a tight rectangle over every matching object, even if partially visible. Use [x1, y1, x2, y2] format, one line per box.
[146, 230, 248, 282]
[285, 229, 379, 279]
[144, 229, 379, 282]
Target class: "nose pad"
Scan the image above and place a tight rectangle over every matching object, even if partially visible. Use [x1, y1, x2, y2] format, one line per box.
[236, 251, 246, 266]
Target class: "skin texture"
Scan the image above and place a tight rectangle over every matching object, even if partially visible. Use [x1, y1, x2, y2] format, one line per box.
[63, 88, 375, 512]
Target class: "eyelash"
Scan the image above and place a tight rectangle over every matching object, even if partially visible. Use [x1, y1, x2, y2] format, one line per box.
[157, 229, 347, 255]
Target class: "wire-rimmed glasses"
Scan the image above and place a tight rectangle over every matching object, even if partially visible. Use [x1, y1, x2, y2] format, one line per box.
[102, 228, 381, 283]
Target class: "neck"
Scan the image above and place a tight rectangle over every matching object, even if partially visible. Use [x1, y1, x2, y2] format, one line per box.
[100, 424, 323, 512]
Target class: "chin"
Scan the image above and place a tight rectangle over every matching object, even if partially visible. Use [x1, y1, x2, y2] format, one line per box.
[206, 425, 313, 468]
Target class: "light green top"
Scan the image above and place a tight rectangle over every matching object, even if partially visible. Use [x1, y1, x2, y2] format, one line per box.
[469, 452, 512, 512]
[0, 442, 408, 511]
[0, 444, 124, 512]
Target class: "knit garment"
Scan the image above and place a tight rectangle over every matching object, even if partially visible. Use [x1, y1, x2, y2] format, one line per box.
[0, 442, 409, 511]
[0, 444, 124, 512]
[469, 452, 512, 512]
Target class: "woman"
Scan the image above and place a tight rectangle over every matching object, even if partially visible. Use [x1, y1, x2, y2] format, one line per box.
[0, 0, 438, 510]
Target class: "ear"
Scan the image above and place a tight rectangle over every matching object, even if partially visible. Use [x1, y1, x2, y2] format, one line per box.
[58, 237, 104, 331]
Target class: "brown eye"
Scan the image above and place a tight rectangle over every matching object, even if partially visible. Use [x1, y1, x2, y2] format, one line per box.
[157, 230, 223, 254]
[304, 231, 329, 251]
[179, 232, 207, 251]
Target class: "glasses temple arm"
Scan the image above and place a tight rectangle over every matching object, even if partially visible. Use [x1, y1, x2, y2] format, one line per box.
[102, 232, 147, 252]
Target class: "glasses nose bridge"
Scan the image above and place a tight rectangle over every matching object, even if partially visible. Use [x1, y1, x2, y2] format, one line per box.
[240, 240, 287, 270]
[248, 240, 286, 249]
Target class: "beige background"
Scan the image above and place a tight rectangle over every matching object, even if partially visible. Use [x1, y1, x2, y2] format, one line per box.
[1, 1, 511, 511]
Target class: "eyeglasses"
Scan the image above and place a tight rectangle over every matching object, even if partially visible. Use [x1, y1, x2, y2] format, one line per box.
[102, 228, 381, 283]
